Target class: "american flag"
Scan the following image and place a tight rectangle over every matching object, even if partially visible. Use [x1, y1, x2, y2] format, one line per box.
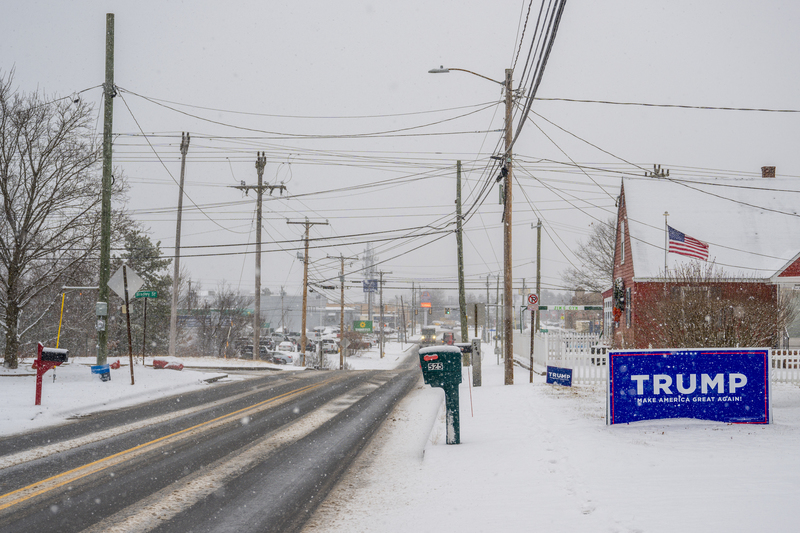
[668, 226, 709, 261]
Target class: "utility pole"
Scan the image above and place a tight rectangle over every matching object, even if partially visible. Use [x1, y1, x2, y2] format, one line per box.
[97, 13, 115, 366]
[169, 132, 190, 358]
[502, 68, 514, 385]
[377, 270, 392, 358]
[496, 275, 500, 365]
[401, 296, 407, 344]
[328, 253, 357, 370]
[231, 153, 286, 359]
[411, 281, 416, 336]
[531, 218, 542, 384]
[535, 219, 542, 334]
[521, 277, 526, 333]
[363, 244, 376, 322]
[485, 275, 490, 342]
[288, 218, 329, 365]
[428, 66, 515, 382]
[456, 160, 468, 345]
[280, 286, 285, 333]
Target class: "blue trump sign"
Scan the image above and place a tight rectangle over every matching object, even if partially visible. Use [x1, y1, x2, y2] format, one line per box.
[546, 366, 572, 387]
[608, 348, 770, 425]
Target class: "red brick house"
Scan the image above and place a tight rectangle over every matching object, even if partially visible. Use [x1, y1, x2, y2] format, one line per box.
[606, 168, 800, 349]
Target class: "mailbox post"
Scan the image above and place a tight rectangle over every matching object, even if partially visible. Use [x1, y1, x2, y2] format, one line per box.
[32, 342, 69, 406]
[419, 345, 463, 444]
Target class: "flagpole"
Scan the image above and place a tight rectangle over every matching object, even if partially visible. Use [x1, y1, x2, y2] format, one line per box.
[663, 211, 669, 276]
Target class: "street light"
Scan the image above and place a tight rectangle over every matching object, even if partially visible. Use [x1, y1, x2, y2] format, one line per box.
[430, 65, 515, 385]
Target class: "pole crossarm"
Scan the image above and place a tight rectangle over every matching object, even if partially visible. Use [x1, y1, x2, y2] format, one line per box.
[231, 183, 287, 195]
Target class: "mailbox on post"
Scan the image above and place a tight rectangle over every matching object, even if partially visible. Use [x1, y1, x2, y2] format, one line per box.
[32, 342, 69, 406]
[419, 345, 463, 444]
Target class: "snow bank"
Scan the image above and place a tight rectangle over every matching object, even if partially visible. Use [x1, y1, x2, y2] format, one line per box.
[306, 343, 800, 532]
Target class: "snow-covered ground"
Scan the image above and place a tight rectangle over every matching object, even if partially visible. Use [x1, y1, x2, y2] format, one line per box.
[4, 342, 800, 531]
[306, 341, 800, 532]
[0, 355, 300, 436]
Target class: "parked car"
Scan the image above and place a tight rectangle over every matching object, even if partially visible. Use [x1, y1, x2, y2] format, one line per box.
[277, 341, 295, 352]
[241, 345, 268, 358]
[321, 338, 338, 354]
[269, 351, 295, 365]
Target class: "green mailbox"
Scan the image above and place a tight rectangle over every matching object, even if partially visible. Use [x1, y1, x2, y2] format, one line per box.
[419, 345, 463, 444]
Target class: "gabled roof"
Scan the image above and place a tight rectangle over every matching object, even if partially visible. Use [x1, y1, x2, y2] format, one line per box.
[623, 176, 800, 279]
[771, 251, 800, 283]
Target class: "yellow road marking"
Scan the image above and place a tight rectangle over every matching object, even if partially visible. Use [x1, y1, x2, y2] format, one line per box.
[0, 377, 334, 511]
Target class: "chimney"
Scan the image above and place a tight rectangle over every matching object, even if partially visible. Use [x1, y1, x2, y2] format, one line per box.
[761, 166, 776, 178]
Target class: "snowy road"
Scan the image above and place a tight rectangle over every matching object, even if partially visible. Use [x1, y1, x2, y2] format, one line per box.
[0, 362, 419, 532]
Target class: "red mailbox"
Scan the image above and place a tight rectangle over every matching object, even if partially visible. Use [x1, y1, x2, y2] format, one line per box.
[32, 342, 68, 406]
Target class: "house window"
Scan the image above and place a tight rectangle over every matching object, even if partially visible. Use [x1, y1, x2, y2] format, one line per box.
[625, 287, 632, 328]
[620, 220, 625, 264]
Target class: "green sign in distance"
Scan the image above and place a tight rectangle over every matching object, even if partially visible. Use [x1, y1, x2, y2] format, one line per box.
[537, 305, 602, 311]
[353, 320, 373, 332]
[134, 290, 158, 299]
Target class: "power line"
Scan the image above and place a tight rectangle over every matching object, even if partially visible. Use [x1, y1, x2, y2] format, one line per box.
[534, 96, 800, 113]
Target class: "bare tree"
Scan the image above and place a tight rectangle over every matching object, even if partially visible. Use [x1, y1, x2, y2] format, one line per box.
[0, 72, 102, 368]
[193, 284, 253, 357]
[561, 218, 615, 293]
[640, 263, 797, 348]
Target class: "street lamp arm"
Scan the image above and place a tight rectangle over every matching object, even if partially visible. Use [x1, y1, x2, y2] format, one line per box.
[428, 66, 503, 85]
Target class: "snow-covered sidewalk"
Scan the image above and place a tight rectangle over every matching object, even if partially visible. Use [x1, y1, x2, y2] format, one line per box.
[306, 342, 800, 532]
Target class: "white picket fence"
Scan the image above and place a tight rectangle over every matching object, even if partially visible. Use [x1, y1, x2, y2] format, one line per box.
[513, 334, 800, 385]
[771, 349, 800, 383]
[512, 331, 608, 384]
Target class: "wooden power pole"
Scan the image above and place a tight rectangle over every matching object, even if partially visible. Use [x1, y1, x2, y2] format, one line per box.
[230, 153, 286, 359]
[328, 253, 358, 369]
[169, 132, 190, 358]
[98, 13, 115, 366]
[456, 160, 468, 345]
[287, 218, 329, 365]
[377, 270, 392, 358]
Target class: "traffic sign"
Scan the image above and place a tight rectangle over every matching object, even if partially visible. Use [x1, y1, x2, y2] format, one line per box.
[354, 320, 373, 332]
[527, 293, 539, 306]
[135, 290, 158, 299]
[108, 265, 144, 299]
[362, 280, 378, 293]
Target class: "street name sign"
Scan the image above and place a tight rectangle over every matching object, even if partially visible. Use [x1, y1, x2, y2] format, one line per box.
[537, 305, 602, 311]
[135, 290, 158, 299]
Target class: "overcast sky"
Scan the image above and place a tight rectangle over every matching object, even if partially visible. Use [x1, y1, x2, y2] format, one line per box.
[3, 0, 799, 307]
